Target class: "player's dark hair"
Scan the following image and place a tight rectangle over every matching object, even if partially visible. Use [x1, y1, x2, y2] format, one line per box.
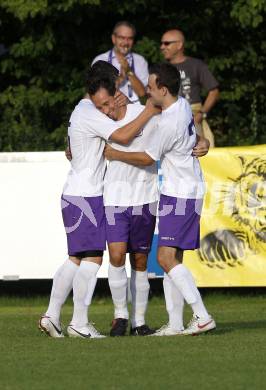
[113, 21, 136, 37]
[149, 63, 180, 96]
[86, 60, 118, 96]
[91, 60, 119, 79]
[87, 76, 116, 96]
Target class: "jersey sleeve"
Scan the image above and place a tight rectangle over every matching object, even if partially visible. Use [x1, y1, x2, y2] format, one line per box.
[83, 107, 118, 140]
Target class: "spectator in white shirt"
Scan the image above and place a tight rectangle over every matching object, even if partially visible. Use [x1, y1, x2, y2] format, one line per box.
[92, 21, 148, 103]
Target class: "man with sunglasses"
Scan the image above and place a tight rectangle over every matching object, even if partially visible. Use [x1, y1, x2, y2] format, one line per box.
[92, 21, 148, 103]
[160, 29, 219, 147]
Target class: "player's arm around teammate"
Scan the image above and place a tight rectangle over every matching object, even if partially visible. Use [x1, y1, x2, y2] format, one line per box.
[39, 61, 159, 340]
[88, 77, 159, 337]
[104, 63, 216, 337]
[104, 132, 210, 163]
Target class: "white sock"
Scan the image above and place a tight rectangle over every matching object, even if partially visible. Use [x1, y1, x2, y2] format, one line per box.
[108, 263, 129, 319]
[163, 273, 184, 331]
[187, 270, 209, 319]
[168, 264, 209, 319]
[130, 269, 150, 328]
[46, 259, 78, 324]
[71, 261, 100, 328]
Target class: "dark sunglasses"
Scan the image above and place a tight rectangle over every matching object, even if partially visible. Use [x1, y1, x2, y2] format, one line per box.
[160, 40, 178, 46]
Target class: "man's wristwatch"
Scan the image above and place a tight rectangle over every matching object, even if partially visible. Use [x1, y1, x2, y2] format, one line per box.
[126, 70, 134, 77]
[199, 110, 208, 119]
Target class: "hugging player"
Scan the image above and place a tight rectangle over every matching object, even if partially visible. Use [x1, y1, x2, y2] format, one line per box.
[105, 63, 215, 336]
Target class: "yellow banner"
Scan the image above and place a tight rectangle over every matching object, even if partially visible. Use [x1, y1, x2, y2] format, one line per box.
[184, 145, 266, 286]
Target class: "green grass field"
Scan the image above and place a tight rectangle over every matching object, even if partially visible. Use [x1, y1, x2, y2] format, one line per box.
[1, 292, 266, 390]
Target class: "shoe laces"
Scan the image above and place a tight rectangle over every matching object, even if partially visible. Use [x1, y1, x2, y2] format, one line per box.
[187, 316, 199, 329]
[87, 322, 101, 336]
[43, 315, 63, 331]
[156, 323, 170, 333]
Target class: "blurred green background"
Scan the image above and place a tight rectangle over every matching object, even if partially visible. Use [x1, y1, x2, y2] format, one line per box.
[0, 0, 265, 151]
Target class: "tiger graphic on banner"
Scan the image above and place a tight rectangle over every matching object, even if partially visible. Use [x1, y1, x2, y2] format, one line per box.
[198, 155, 266, 269]
[150, 145, 266, 285]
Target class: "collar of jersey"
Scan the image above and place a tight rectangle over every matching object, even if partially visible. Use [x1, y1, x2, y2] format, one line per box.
[161, 98, 179, 115]
[80, 98, 93, 105]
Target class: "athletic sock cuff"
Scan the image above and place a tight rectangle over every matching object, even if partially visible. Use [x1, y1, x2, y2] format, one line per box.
[109, 263, 126, 274]
[131, 269, 148, 279]
[66, 258, 79, 269]
[79, 261, 100, 274]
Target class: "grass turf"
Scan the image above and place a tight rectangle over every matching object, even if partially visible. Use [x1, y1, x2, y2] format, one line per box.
[1, 293, 266, 390]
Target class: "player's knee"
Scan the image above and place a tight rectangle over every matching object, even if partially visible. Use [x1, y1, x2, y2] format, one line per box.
[175, 249, 183, 264]
[110, 252, 126, 267]
[157, 253, 168, 271]
[157, 251, 175, 272]
[131, 254, 147, 272]
[69, 256, 81, 266]
[133, 263, 147, 272]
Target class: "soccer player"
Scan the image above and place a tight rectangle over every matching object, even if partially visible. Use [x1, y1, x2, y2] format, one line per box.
[87, 72, 209, 336]
[88, 75, 159, 336]
[39, 61, 159, 338]
[104, 63, 216, 336]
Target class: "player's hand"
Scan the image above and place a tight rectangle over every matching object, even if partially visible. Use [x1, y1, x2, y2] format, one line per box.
[104, 144, 116, 160]
[114, 91, 129, 107]
[145, 98, 161, 116]
[65, 146, 72, 161]
[192, 137, 210, 157]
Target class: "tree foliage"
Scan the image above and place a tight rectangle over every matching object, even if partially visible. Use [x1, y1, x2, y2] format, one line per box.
[0, 0, 265, 151]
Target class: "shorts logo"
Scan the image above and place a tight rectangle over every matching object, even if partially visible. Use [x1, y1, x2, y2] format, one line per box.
[161, 237, 175, 241]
